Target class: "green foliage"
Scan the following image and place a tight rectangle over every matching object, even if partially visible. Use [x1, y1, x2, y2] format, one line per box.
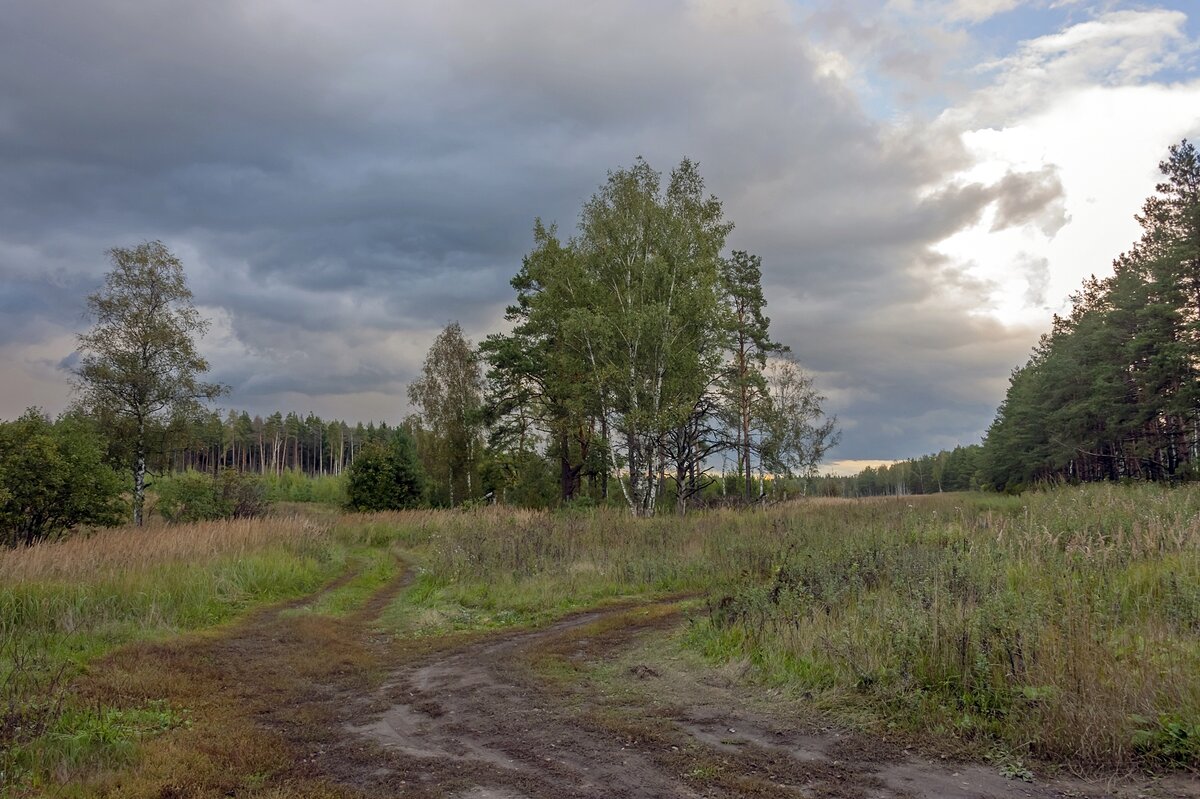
[219, 469, 270, 519]
[261, 469, 346, 504]
[155, 471, 222, 523]
[344, 431, 425, 512]
[481, 220, 602, 506]
[721, 249, 783, 501]
[408, 322, 485, 507]
[0, 410, 126, 547]
[156, 470, 269, 523]
[1131, 714, 1200, 767]
[480, 450, 559, 508]
[482, 160, 835, 514]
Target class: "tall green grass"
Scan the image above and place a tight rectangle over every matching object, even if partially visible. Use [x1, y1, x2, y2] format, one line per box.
[261, 470, 346, 505]
[0, 516, 350, 669]
[147, 469, 347, 513]
[347, 506, 807, 632]
[685, 486, 1200, 769]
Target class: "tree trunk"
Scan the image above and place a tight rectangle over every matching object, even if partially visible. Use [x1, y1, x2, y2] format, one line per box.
[600, 415, 609, 500]
[742, 390, 752, 503]
[560, 431, 576, 501]
[133, 416, 147, 526]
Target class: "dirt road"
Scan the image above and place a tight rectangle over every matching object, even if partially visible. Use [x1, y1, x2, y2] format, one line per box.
[323, 603, 1192, 799]
[80, 565, 1200, 799]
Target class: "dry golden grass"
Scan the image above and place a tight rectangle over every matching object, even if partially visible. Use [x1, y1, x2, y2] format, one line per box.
[0, 515, 331, 584]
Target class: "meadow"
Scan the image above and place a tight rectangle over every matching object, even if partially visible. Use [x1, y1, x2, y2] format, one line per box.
[2, 484, 1197, 793]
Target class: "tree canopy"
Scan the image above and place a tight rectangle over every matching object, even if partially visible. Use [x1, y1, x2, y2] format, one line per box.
[482, 158, 837, 515]
[74, 241, 225, 524]
[344, 430, 425, 512]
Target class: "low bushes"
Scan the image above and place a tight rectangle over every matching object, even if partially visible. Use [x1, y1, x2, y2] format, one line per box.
[0, 411, 126, 547]
[156, 470, 269, 524]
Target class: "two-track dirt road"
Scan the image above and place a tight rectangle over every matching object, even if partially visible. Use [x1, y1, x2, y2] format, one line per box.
[78, 565, 1200, 799]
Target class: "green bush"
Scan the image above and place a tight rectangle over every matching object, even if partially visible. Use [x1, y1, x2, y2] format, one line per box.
[0, 410, 126, 546]
[156, 472, 222, 523]
[157, 470, 269, 523]
[345, 431, 424, 511]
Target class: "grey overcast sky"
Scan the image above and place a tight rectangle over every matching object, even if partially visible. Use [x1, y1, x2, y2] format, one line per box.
[2, 0, 1199, 471]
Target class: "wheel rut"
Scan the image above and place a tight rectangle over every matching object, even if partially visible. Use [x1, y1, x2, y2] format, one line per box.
[73, 560, 1200, 799]
[319, 599, 1187, 799]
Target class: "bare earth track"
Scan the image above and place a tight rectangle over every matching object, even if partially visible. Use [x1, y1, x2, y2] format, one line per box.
[78, 564, 1200, 799]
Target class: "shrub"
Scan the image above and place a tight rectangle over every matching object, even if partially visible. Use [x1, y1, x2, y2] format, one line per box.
[157, 470, 269, 523]
[156, 472, 223, 523]
[0, 410, 126, 546]
[345, 431, 424, 511]
[219, 469, 270, 519]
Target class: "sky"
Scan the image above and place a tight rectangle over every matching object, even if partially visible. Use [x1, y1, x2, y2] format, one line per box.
[2, 0, 1199, 472]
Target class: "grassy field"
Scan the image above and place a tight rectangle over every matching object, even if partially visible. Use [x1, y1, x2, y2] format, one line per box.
[369, 487, 1200, 770]
[2, 485, 1197, 793]
[685, 487, 1200, 770]
[0, 513, 357, 791]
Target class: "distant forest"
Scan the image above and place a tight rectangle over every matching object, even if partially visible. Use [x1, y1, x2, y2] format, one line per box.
[822, 141, 1200, 497]
[128, 408, 398, 479]
[813, 445, 983, 497]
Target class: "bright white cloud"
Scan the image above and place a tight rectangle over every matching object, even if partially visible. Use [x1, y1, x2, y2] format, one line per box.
[932, 9, 1200, 327]
[978, 9, 1191, 105]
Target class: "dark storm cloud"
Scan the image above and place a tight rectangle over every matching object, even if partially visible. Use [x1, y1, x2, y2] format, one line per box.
[990, 166, 1068, 234]
[0, 0, 1052, 458]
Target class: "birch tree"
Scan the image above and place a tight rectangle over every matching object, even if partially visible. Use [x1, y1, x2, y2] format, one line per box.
[757, 355, 839, 484]
[569, 158, 731, 516]
[75, 242, 225, 526]
[408, 322, 485, 506]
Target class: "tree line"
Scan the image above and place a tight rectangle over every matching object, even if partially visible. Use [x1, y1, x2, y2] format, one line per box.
[123, 408, 404, 479]
[809, 445, 984, 497]
[2, 157, 839, 541]
[979, 141, 1200, 491]
[323, 159, 841, 514]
